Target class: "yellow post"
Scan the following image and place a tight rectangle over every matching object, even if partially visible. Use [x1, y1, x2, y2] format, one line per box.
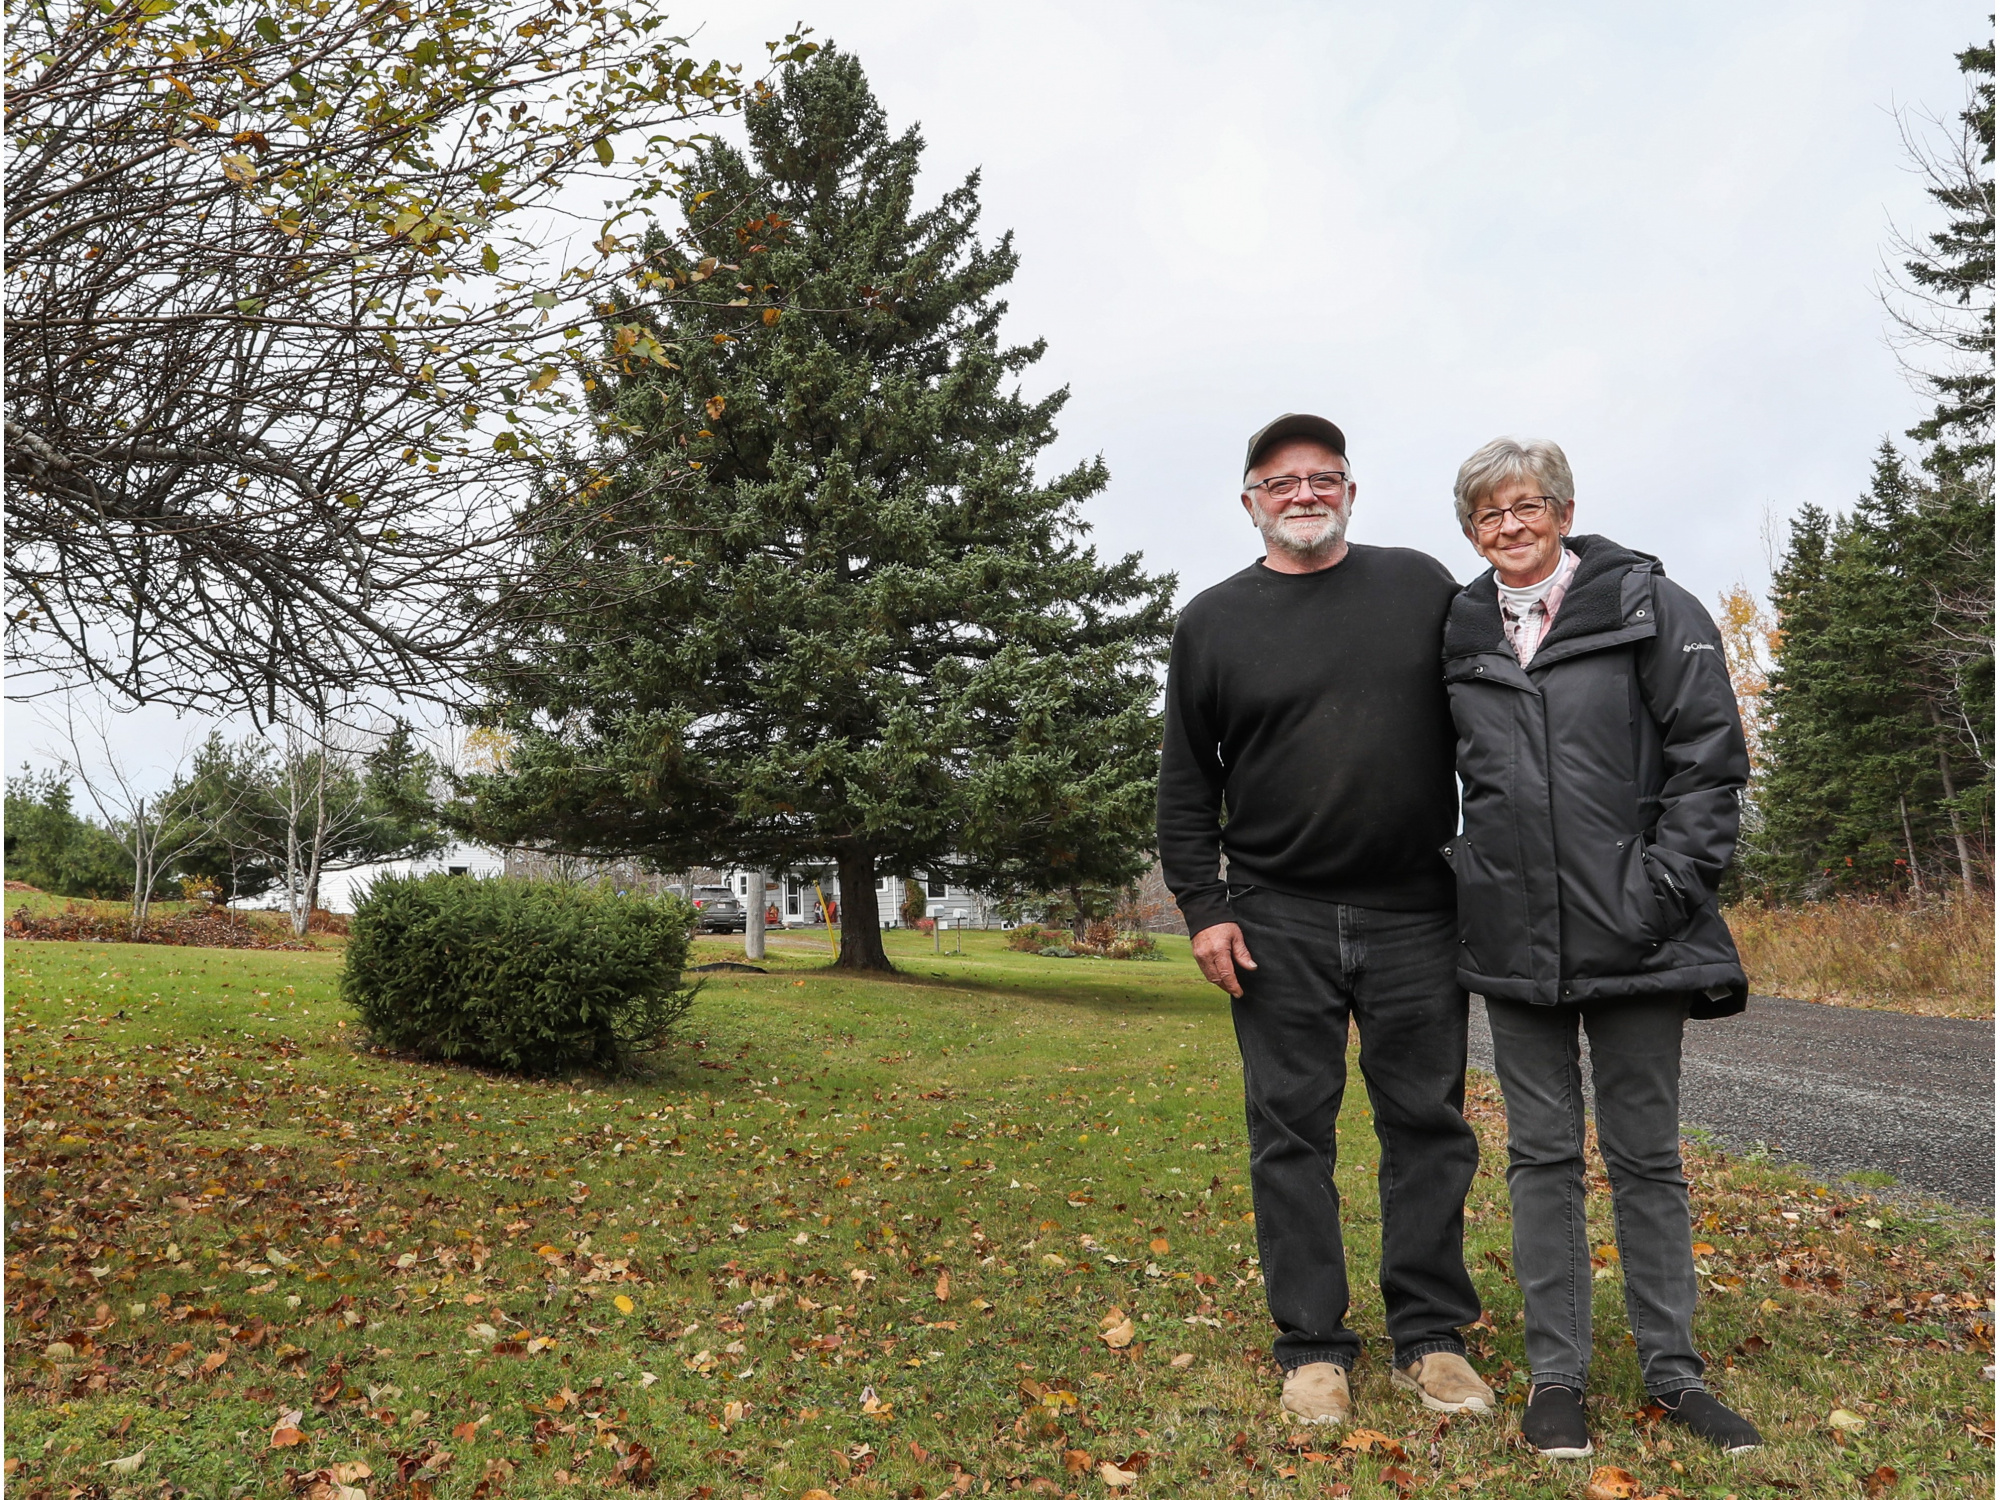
[814, 881, 838, 962]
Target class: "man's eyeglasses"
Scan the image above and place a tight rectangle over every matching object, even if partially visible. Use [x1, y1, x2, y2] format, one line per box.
[1246, 471, 1348, 501]
[1469, 496, 1560, 534]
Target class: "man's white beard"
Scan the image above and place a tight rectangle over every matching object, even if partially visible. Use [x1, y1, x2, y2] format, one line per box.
[1255, 501, 1348, 560]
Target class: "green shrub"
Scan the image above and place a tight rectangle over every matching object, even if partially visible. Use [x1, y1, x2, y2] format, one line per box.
[1008, 919, 1156, 960]
[4, 767, 135, 898]
[339, 875, 696, 1074]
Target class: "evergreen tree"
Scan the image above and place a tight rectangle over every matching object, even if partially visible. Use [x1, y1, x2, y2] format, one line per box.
[462, 49, 1174, 970]
[172, 725, 447, 905]
[3, 767, 136, 898]
[1756, 39, 1994, 897]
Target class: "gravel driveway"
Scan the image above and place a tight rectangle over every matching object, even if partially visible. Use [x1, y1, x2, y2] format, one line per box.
[1467, 994, 1995, 1208]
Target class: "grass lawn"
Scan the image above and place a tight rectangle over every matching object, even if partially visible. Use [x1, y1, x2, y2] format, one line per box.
[4, 928, 1992, 1499]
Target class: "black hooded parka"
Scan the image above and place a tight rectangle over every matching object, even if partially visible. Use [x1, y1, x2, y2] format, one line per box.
[1441, 534, 1750, 1020]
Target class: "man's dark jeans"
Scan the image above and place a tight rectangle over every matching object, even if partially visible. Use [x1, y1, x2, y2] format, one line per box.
[1226, 887, 1482, 1371]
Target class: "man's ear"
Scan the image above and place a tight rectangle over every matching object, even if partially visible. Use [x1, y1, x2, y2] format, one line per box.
[1239, 491, 1256, 523]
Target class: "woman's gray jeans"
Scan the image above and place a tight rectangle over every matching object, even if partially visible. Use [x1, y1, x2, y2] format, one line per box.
[1483, 993, 1706, 1398]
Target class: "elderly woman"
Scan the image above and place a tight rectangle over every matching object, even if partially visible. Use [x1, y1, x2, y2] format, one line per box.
[1440, 437, 1761, 1458]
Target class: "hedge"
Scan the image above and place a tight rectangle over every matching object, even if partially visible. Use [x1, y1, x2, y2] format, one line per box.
[339, 874, 696, 1074]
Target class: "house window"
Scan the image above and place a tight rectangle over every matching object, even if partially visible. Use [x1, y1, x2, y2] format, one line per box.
[878, 877, 891, 891]
[738, 875, 749, 895]
[448, 866, 469, 877]
[786, 893, 800, 917]
[927, 878, 946, 898]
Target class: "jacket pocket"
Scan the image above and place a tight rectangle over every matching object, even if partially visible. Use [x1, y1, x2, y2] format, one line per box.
[1619, 839, 1691, 945]
[1445, 835, 1522, 980]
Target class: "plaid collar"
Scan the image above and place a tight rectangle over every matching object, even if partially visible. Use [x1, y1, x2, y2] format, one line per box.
[1497, 546, 1579, 666]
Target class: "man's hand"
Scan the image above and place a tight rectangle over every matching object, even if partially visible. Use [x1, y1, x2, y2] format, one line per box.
[1191, 921, 1257, 998]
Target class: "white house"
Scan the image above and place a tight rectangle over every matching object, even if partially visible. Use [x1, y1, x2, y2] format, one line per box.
[317, 843, 994, 928]
[719, 867, 993, 928]
[316, 840, 508, 914]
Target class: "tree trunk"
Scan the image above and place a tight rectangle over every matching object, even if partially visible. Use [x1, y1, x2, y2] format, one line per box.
[1929, 702, 1979, 896]
[129, 795, 152, 939]
[1068, 884, 1088, 942]
[1898, 794, 1924, 896]
[834, 846, 892, 971]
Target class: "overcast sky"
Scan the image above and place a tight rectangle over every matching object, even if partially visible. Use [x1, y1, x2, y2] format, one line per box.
[7, 0, 1984, 782]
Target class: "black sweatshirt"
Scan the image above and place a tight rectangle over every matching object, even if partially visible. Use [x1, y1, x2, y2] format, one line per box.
[1157, 545, 1462, 934]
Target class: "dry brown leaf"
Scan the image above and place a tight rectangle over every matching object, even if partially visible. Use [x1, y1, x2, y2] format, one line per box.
[1148, 1237, 1170, 1255]
[935, 1269, 950, 1302]
[1339, 1429, 1406, 1458]
[1098, 1461, 1138, 1488]
[1061, 1449, 1092, 1474]
[269, 1410, 308, 1449]
[1099, 1317, 1136, 1349]
[1169, 1352, 1195, 1369]
[1584, 1467, 1641, 1500]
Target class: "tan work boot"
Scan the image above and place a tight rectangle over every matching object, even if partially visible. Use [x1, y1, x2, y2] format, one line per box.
[1280, 1361, 1352, 1426]
[1391, 1351, 1495, 1414]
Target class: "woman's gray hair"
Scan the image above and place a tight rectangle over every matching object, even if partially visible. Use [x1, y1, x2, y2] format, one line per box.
[1452, 438, 1574, 529]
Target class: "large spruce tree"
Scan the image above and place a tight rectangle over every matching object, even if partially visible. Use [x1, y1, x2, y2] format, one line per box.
[1754, 40, 1993, 896]
[462, 49, 1174, 969]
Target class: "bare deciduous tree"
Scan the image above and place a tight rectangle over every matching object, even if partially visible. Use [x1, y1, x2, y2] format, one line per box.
[5, 0, 813, 719]
[51, 706, 209, 936]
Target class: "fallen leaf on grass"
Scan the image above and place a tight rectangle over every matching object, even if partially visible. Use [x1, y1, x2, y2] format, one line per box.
[935, 1268, 950, 1301]
[289, 1467, 369, 1500]
[1062, 1449, 1091, 1474]
[1169, 1352, 1195, 1369]
[1339, 1429, 1406, 1459]
[270, 1410, 309, 1449]
[100, 1448, 148, 1474]
[1380, 1465, 1418, 1494]
[1864, 1468, 1899, 1498]
[613, 1295, 635, 1315]
[1148, 1238, 1170, 1255]
[1584, 1467, 1640, 1500]
[1099, 1317, 1136, 1349]
[1829, 1408, 1868, 1432]
[1098, 1462, 1138, 1488]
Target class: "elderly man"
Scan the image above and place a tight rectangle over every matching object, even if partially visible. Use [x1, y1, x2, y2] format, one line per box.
[1157, 413, 1490, 1426]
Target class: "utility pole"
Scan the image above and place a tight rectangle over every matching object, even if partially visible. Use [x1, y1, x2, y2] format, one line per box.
[745, 870, 767, 961]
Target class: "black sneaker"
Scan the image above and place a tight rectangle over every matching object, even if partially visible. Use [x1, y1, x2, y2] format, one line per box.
[1520, 1383, 1592, 1458]
[1657, 1390, 1763, 1453]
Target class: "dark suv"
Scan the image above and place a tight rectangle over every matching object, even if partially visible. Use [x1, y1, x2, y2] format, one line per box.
[692, 887, 746, 933]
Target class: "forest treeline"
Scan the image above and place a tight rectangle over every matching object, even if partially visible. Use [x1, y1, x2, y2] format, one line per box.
[1730, 41, 1993, 903]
